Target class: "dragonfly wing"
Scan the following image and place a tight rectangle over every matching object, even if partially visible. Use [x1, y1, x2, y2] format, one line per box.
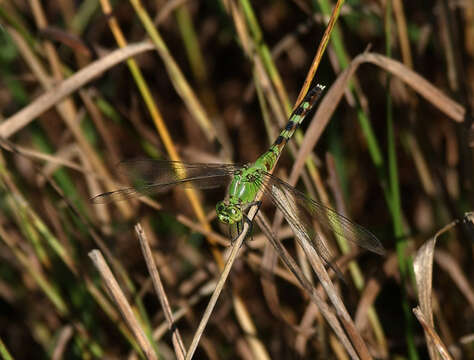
[259, 172, 385, 256]
[91, 186, 155, 203]
[260, 175, 341, 276]
[91, 160, 240, 203]
[91, 182, 211, 203]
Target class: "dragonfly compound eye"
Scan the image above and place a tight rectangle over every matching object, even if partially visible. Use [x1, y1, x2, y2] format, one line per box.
[216, 201, 225, 212]
[216, 201, 233, 224]
[228, 206, 242, 222]
[217, 212, 230, 224]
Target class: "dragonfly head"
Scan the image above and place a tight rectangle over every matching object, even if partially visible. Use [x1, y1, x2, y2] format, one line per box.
[216, 201, 242, 225]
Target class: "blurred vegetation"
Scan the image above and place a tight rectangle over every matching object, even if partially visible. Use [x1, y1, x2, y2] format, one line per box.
[0, 0, 472, 359]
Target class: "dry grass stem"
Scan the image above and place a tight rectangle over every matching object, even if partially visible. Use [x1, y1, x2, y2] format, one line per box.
[295, 0, 344, 105]
[298, 238, 371, 360]
[152, 280, 215, 341]
[0, 40, 154, 138]
[185, 219, 251, 360]
[88, 250, 158, 360]
[255, 214, 360, 359]
[51, 326, 74, 360]
[135, 223, 186, 360]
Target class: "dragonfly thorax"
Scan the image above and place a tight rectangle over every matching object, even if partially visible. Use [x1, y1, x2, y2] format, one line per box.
[216, 164, 264, 225]
[216, 200, 242, 225]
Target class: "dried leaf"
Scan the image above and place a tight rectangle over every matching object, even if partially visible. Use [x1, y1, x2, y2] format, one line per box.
[413, 307, 453, 360]
[414, 220, 458, 360]
[414, 235, 438, 360]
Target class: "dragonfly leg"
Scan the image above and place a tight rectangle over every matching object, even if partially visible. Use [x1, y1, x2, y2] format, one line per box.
[243, 200, 262, 239]
[229, 201, 262, 243]
[243, 214, 254, 241]
[228, 223, 239, 243]
[229, 214, 254, 243]
[241, 200, 261, 241]
[228, 221, 242, 244]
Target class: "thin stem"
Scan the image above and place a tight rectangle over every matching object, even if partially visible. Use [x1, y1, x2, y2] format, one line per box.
[135, 224, 186, 360]
[185, 211, 252, 360]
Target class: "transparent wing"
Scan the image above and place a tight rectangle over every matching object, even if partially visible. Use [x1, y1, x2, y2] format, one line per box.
[91, 159, 240, 203]
[256, 172, 385, 258]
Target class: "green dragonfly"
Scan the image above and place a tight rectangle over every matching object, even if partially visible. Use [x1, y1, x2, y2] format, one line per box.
[92, 84, 385, 267]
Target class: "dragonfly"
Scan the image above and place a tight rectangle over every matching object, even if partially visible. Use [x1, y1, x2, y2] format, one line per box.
[92, 84, 385, 269]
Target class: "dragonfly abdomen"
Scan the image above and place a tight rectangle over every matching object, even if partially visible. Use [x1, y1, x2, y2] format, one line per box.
[256, 84, 325, 171]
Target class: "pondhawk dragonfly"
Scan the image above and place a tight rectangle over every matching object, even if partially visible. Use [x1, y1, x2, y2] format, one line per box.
[92, 84, 385, 267]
